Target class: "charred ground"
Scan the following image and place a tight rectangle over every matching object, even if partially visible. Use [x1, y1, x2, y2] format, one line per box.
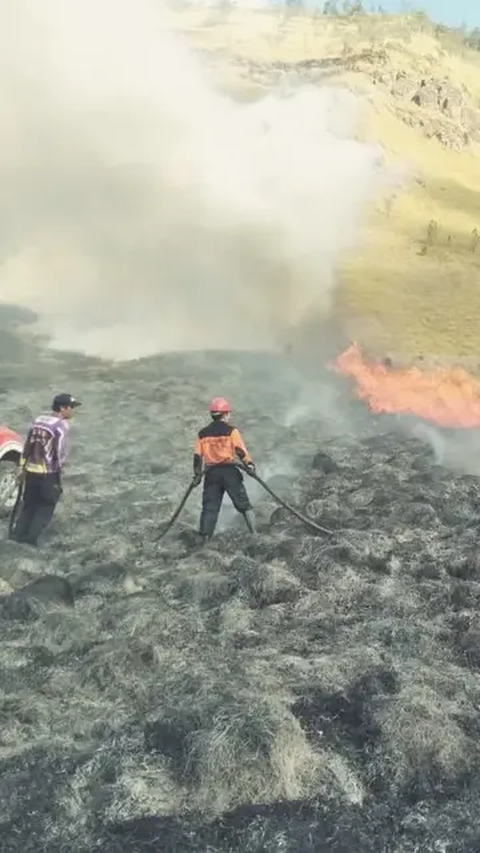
[1, 316, 480, 852]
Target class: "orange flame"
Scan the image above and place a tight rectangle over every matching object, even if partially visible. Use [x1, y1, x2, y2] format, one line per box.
[334, 342, 480, 428]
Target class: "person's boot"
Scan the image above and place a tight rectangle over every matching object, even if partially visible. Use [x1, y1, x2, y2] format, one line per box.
[243, 510, 256, 534]
[198, 531, 212, 546]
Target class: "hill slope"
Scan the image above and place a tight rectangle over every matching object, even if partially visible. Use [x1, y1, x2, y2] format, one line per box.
[3, 11, 480, 853]
[166, 8, 480, 363]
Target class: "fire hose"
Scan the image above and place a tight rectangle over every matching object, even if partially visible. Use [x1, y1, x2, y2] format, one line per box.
[244, 467, 332, 536]
[154, 465, 332, 541]
[154, 480, 196, 542]
[7, 478, 24, 540]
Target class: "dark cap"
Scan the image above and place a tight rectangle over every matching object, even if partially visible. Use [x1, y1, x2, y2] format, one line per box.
[52, 393, 82, 412]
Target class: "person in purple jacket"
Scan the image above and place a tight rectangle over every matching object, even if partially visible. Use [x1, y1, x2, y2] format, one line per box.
[11, 393, 82, 546]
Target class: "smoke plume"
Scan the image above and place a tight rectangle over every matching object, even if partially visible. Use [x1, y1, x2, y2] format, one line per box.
[0, 0, 385, 360]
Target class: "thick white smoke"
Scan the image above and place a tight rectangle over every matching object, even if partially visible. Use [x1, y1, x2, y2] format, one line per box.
[0, 0, 385, 359]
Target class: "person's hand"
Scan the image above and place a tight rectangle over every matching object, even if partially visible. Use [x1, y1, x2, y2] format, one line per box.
[192, 472, 202, 487]
[244, 462, 256, 476]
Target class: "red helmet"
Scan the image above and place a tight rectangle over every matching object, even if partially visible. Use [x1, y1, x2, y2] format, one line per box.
[209, 396, 231, 414]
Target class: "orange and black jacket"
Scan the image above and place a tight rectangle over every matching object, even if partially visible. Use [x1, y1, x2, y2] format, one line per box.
[194, 421, 253, 475]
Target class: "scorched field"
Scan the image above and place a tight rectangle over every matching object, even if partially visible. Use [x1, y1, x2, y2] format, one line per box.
[1, 310, 480, 853]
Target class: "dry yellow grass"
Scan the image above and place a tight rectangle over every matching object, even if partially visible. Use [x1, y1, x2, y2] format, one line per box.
[166, 8, 480, 361]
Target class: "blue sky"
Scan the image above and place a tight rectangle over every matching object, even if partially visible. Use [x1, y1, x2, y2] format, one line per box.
[375, 1, 479, 29]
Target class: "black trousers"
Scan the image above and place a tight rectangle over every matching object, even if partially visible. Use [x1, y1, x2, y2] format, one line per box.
[12, 472, 62, 546]
[200, 465, 251, 538]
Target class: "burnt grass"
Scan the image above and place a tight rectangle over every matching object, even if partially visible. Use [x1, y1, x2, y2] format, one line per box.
[2, 324, 480, 852]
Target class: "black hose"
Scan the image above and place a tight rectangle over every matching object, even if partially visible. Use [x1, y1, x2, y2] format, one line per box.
[242, 468, 368, 557]
[154, 480, 196, 541]
[7, 479, 24, 540]
[154, 464, 333, 543]
[239, 465, 332, 536]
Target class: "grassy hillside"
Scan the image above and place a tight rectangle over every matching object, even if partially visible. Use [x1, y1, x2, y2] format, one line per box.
[4, 12, 480, 852]
[166, 7, 480, 363]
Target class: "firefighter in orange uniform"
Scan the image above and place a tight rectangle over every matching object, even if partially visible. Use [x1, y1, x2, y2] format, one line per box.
[192, 397, 256, 540]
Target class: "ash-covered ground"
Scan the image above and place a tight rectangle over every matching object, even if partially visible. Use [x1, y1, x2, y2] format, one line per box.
[2, 312, 480, 853]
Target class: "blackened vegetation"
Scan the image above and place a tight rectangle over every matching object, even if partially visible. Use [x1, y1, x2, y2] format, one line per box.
[1, 333, 480, 851]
